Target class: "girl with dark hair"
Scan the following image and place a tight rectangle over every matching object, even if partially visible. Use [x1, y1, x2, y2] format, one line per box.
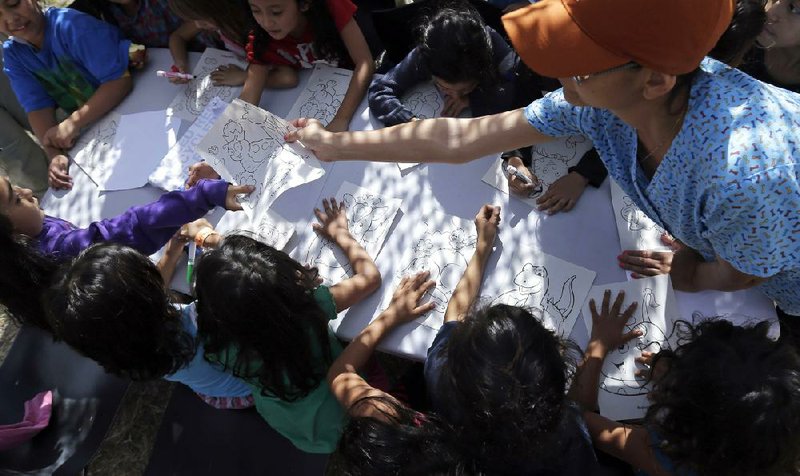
[44, 243, 255, 409]
[740, 0, 800, 92]
[240, 0, 374, 132]
[579, 295, 800, 475]
[422, 209, 599, 475]
[194, 197, 382, 453]
[0, 175, 251, 328]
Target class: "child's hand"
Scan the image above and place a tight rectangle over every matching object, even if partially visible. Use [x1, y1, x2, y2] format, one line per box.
[385, 271, 437, 325]
[634, 350, 670, 382]
[210, 64, 247, 87]
[587, 290, 641, 358]
[45, 120, 79, 149]
[506, 156, 540, 197]
[536, 171, 588, 215]
[441, 94, 468, 117]
[312, 197, 349, 240]
[285, 118, 336, 161]
[186, 162, 221, 188]
[474, 204, 501, 248]
[179, 218, 213, 242]
[224, 184, 255, 211]
[48, 155, 72, 190]
[618, 233, 681, 278]
[169, 63, 191, 84]
[164, 230, 189, 256]
[325, 116, 350, 133]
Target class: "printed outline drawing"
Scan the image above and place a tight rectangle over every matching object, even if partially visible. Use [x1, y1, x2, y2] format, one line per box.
[527, 143, 578, 198]
[600, 287, 670, 397]
[402, 86, 444, 120]
[305, 191, 397, 281]
[169, 49, 245, 120]
[72, 115, 119, 175]
[298, 79, 344, 125]
[620, 195, 666, 233]
[493, 264, 577, 335]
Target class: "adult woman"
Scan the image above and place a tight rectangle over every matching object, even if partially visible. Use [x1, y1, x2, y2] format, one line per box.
[286, 0, 800, 337]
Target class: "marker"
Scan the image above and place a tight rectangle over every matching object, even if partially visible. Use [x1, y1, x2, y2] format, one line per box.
[507, 165, 533, 185]
[186, 241, 197, 285]
[157, 70, 196, 80]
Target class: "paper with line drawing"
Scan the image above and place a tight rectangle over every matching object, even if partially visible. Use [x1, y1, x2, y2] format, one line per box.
[610, 179, 671, 252]
[581, 275, 680, 421]
[298, 181, 401, 284]
[196, 99, 325, 221]
[483, 249, 596, 339]
[70, 112, 121, 187]
[287, 64, 352, 126]
[149, 97, 227, 191]
[167, 48, 247, 123]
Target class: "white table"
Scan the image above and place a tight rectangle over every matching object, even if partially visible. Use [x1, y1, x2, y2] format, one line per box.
[41, 49, 778, 361]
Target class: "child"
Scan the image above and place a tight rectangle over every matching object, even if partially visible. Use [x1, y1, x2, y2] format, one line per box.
[578, 293, 800, 475]
[1, 2, 144, 190]
[242, 0, 375, 132]
[0, 175, 252, 329]
[422, 204, 599, 474]
[194, 197, 381, 453]
[69, 0, 185, 49]
[167, 0, 252, 86]
[44, 243, 255, 410]
[368, 5, 520, 125]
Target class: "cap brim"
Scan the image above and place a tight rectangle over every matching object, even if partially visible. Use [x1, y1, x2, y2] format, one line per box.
[502, 0, 630, 78]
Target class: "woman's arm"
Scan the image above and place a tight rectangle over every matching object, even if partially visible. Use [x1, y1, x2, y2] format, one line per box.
[286, 107, 555, 163]
[443, 204, 500, 323]
[328, 272, 435, 418]
[325, 19, 375, 132]
[314, 197, 382, 312]
[671, 251, 767, 292]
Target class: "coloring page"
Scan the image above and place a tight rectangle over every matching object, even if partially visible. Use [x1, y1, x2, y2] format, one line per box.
[396, 82, 444, 171]
[215, 208, 296, 251]
[149, 97, 228, 191]
[482, 135, 593, 206]
[484, 250, 596, 339]
[677, 287, 780, 340]
[377, 212, 477, 330]
[167, 48, 247, 123]
[610, 179, 671, 252]
[581, 275, 680, 421]
[70, 112, 121, 186]
[299, 181, 401, 283]
[196, 99, 325, 221]
[286, 64, 353, 126]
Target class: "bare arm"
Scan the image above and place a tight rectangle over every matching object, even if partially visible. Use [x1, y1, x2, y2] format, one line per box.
[286, 108, 555, 163]
[157, 237, 184, 285]
[313, 198, 382, 312]
[169, 22, 201, 75]
[443, 205, 500, 323]
[670, 250, 767, 292]
[584, 412, 670, 476]
[28, 108, 71, 189]
[327, 272, 435, 419]
[239, 63, 270, 105]
[325, 19, 375, 133]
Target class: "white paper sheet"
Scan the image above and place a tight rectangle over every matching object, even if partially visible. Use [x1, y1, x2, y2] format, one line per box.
[196, 99, 325, 221]
[149, 97, 228, 191]
[581, 275, 681, 421]
[376, 211, 477, 330]
[72, 111, 180, 191]
[481, 135, 593, 205]
[299, 181, 402, 283]
[167, 48, 247, 123]
[484, 249, 596, 339]
[286, 64, 353, 126]
[610, 179, 671, 252]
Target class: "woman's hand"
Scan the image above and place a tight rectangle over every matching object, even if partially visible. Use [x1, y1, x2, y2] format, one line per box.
[285, 118, 336, 161]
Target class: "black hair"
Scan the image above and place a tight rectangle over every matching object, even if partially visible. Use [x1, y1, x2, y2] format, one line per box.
[417, 4, 495, 86]
[646, 320, 800, 475]
[708, 0, 767, 67]
[194, 234, 333, 401]
[168, 0, 251, 48]
[0, 213, 58, 330]
[44, 243, 196, 381]
[435, 304, 578, 474]
[328, 396, 470, 476]
[247, 0, 349, 67]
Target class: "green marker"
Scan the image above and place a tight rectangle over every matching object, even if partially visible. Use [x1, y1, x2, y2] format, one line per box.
[186, 241, 197, 285]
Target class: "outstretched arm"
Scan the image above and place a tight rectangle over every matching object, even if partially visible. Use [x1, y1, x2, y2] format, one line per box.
[314, 197, 382, 312]
[325, 19, 375, 133]
[583, 412, 669, 476]
[443, 204, 500, 323]
[328, 272, 435, 420]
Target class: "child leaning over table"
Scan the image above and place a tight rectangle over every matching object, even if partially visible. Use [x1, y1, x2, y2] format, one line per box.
[1, 1, 145, 190]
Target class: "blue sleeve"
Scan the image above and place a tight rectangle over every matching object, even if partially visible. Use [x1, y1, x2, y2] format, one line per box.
[2, 41, 57, 113]
[423, 321, 458, 407]
[368, 47, 431, 126]
[42, 179, 228, 258]
[56, 8, 131, 83]
[524, 89, 585, 138]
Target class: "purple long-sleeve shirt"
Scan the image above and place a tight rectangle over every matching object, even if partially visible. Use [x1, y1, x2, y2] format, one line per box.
[35, 179, 228, 260]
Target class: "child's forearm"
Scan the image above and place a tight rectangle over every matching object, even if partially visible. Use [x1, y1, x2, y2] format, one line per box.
[568, 343, 606, 411]
[168, 30, 191, 72]
[239, 64, 269, 105]
[333, 232, 382, 304]
[329, 59, 374, 128]
[65, 75, 132, 131]
[27, 109, 65, 160]
[443, 242, 492, 323]
[157, 244, 183, 285]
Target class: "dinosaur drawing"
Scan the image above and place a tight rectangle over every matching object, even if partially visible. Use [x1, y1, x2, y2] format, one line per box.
[494, 264, 577, 330]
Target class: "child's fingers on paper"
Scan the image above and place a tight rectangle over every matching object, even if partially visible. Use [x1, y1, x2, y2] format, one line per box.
[609, 290, 626, 319]
[601, 289, 612, 316]
[415, 300, 437, 315]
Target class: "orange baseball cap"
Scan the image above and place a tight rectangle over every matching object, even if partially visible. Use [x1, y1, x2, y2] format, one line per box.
[502, 0, 735, 77]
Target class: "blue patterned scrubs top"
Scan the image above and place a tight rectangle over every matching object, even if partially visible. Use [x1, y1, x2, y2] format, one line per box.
[525, 58, 800, 314]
